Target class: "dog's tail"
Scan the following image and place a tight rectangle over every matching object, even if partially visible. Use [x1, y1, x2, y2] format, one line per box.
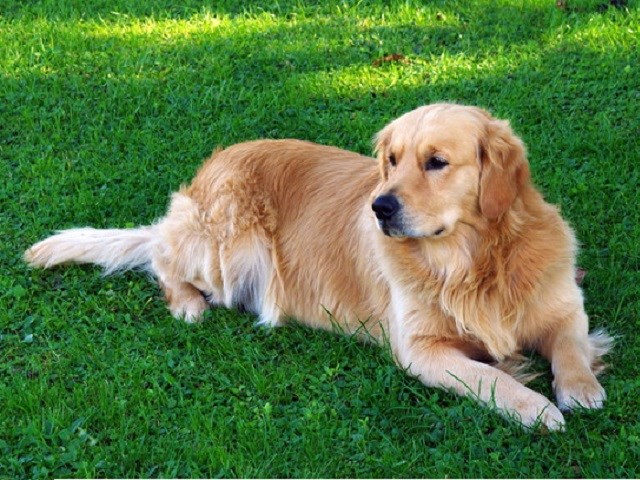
[24, 226, 157, 275]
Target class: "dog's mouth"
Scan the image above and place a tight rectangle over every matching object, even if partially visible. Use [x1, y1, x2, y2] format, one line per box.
[377, 217, 405, 238]
[380, 224, 400, 237]
[378, 219, 447, 239]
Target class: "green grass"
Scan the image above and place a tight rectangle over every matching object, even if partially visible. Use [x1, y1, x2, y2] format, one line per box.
[1, 0, 639, 477]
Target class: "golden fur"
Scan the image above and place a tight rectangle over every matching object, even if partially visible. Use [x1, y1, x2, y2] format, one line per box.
[25, 103, 611, 430]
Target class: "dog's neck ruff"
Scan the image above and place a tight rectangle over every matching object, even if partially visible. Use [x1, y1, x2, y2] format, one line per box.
[414, 205, 549, 360]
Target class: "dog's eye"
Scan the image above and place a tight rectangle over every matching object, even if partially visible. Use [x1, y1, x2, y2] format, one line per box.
[425, 156, 448, 171]
[388, 153, 397, 167]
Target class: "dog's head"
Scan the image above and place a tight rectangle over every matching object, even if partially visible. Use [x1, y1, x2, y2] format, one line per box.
[371, 103, 530, 239]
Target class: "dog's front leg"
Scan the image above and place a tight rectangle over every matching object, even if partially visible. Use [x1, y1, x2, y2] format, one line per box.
[396, 336, 566, 430]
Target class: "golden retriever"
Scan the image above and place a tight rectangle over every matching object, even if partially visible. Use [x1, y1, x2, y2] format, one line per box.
[25, 103, 611, 430]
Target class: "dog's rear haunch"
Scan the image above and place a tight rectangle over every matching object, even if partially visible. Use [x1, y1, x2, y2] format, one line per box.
[25, 103, 612, 430]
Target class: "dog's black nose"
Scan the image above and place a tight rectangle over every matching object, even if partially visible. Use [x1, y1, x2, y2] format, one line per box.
[372, 195, 400, 220]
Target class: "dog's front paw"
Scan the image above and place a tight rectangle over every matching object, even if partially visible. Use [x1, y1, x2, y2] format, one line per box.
[554, 375, 606, 412]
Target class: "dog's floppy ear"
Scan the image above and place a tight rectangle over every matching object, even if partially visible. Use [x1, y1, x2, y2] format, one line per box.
[479, 117, 531, 220]
[373, 123, 393, 180]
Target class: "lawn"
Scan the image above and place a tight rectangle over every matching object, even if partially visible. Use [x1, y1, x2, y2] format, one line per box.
[1, 0, 639, 477]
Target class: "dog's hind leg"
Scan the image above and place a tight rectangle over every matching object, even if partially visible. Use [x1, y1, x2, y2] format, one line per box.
[150, 191, 219, 323]
[157, 277, 209, 323]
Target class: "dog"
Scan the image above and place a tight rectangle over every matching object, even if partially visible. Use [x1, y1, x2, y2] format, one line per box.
[25, 103, 611, 430]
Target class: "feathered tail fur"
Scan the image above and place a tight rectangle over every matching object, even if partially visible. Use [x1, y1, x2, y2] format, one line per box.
[24, 226, 157, 274]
